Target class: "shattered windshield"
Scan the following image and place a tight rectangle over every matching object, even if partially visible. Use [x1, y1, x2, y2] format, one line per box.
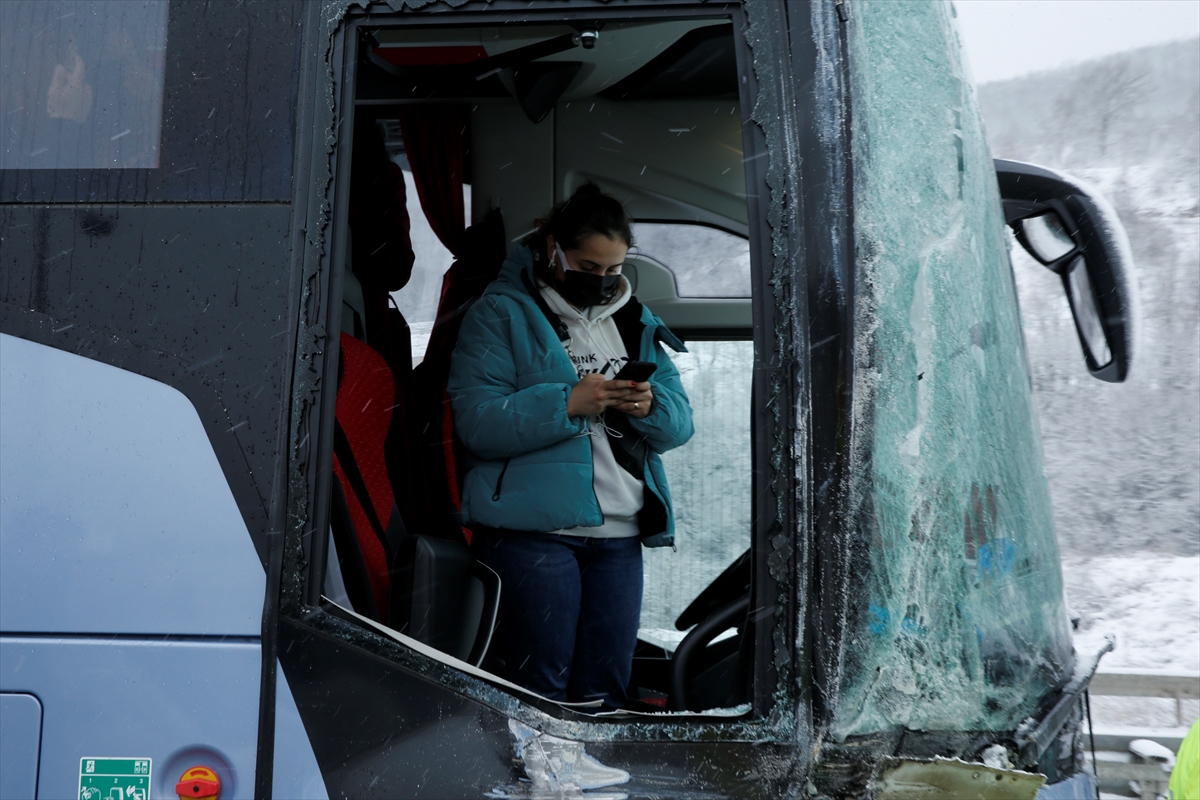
[834, 0, 1074, 737]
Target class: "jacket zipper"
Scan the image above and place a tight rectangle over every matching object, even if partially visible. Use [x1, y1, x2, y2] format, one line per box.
[492, 458, 511, 501]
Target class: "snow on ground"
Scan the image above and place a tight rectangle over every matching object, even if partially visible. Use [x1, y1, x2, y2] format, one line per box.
[408, 320, 433, 365]
[1063, 554, 1200, 729]
[1065, 555, 1200, 674]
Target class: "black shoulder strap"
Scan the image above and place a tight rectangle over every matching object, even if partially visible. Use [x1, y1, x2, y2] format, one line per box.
[520, 269, 570, 342]
[611, 296, 646, 359]
[604, 406, 647, 476]
[607, 297, 652, 479]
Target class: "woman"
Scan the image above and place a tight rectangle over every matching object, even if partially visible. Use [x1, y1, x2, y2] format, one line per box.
[447, 184, 694, 709]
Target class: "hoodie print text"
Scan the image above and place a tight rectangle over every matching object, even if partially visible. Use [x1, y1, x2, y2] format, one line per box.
[568, 350, 628, 378]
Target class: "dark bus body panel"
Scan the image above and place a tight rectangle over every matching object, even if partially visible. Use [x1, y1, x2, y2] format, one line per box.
[281, 616, 798, 798]
[0, 0, 318, 793]
[279, 619, 516, 798]
[0, 204, 295, 564]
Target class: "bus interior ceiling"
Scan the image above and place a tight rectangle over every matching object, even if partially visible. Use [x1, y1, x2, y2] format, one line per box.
[353, 17, 751, 335]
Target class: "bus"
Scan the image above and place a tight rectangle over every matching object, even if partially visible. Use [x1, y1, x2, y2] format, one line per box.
[0, 0, 1133, 797]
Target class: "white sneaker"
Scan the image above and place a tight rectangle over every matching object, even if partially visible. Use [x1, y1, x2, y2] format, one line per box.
[510, 719, 631, 794]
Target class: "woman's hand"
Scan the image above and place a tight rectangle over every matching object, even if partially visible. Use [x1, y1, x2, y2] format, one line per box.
[614, 381, 653, 418]
[567, 375, 652, 418]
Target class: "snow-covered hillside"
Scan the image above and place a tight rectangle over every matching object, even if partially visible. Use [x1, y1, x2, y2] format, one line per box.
[978, 39, 1200, 724]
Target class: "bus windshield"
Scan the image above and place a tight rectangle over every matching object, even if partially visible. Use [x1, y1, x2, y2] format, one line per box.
[832, 0, 1074, 738]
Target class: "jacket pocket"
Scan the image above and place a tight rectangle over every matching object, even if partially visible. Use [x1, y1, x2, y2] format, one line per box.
[492, 458, 512, 501]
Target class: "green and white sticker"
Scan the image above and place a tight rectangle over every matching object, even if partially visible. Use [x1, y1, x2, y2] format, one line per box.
[78, 758, 151, 800]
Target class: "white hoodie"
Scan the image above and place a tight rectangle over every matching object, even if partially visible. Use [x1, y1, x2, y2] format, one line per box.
[540, 277, 644, 538]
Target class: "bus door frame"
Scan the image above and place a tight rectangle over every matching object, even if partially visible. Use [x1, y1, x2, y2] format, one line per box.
[273, 0, 853, 764]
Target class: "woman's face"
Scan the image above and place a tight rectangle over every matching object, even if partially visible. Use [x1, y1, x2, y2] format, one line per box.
[547, 233, 628, 282]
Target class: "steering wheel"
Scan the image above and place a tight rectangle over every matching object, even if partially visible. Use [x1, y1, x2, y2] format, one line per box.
[668, 594, 750, 712]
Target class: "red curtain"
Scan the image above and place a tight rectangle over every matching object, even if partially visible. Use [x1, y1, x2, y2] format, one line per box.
[395, 103, 473, 544]
[396, 103, 468, 257]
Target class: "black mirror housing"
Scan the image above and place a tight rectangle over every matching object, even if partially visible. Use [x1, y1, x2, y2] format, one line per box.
[995, 159, 1136, 382]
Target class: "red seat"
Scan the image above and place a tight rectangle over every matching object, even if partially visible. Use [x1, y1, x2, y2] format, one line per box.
[331, 332, 500, 666]
[332, 333, 408, 623]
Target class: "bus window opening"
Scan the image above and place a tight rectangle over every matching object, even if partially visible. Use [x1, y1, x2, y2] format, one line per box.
[322, 17, 757, 717]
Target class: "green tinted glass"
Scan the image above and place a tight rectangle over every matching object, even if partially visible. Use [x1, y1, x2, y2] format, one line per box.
[836, 0, 1073, 737]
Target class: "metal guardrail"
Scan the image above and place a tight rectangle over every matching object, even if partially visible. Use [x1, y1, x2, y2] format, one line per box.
[1091, 727, 1188, 753]
[1089, 668, 1200, 727]
[1085, 670, 1199, 800]
[1091, 758, 1174, 800]
[1093, 759, 1175, 784]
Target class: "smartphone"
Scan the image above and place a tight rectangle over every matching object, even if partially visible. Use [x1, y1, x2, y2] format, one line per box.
[613, 360, 657, 382]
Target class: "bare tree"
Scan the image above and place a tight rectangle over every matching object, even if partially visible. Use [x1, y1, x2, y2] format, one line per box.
[1061, 57, 1148, 160]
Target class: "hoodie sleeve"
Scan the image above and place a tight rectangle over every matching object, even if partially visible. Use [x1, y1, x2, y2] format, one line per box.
[627, 337, 694, 453]
[449, 296, 587, 460]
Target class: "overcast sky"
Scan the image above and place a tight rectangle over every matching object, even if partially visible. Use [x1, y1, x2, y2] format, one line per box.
[953, 0, 1200, 84]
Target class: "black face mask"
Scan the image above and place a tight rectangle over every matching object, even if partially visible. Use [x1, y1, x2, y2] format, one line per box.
[559, 270, 621, 308]
[553, 245, 621, 307]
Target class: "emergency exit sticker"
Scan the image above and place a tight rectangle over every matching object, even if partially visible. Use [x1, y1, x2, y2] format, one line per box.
[78, 758, 151, 800]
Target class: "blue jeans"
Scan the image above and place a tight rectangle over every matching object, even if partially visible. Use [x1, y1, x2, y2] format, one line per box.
[473, 529, 643, 710]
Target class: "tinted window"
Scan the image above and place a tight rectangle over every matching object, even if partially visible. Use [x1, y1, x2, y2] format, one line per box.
[632, 222, 750, 298]
[0, 0, 168, 170]
[0, 0, 302, 202]
[641, 340, 752, 642]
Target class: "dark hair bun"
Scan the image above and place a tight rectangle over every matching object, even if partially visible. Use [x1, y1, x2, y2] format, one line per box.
[530, 183, 633, 254]
[572, 183, 603, 198]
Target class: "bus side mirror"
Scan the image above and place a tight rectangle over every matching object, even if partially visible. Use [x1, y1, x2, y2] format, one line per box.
[995, 159, 1135, 382]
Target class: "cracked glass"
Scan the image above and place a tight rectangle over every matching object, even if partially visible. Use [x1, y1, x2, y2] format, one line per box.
[834, 0, 1074, 738]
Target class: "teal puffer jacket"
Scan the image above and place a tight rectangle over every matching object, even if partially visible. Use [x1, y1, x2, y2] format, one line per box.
[447, 245, 694, 547]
